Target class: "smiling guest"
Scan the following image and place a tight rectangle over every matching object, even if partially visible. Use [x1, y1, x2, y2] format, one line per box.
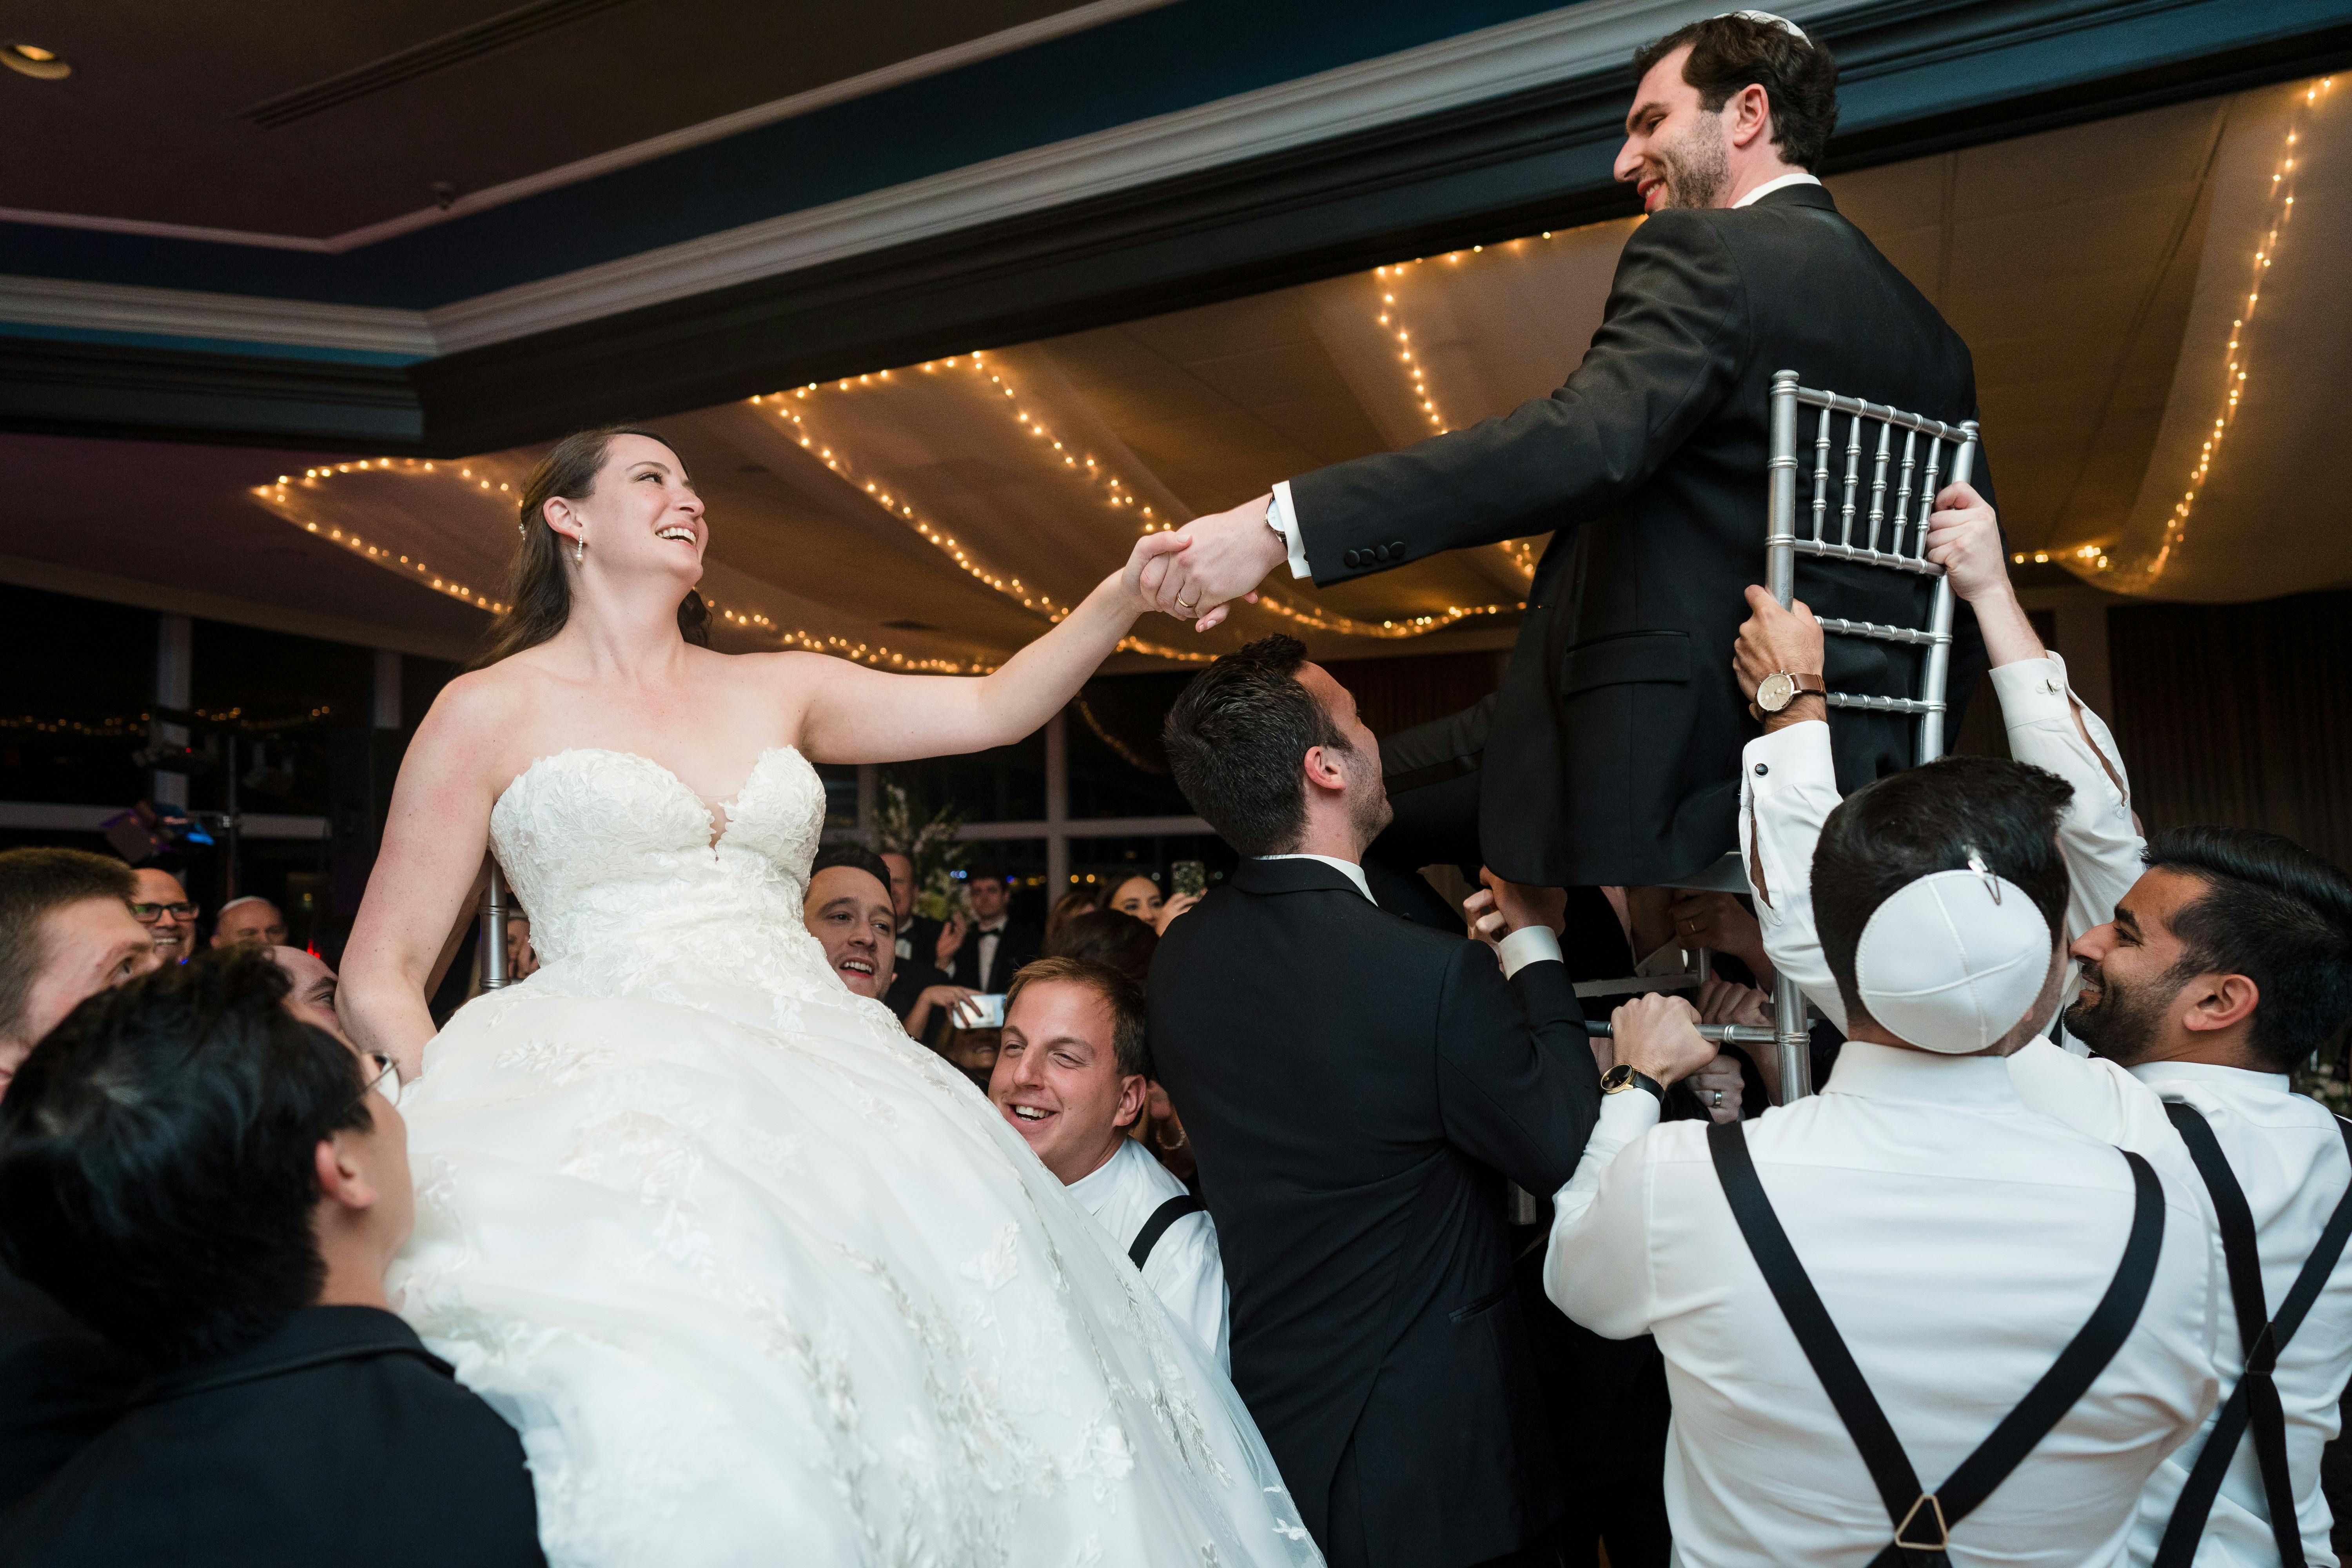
[989, 955, 1228, 1368]
[802, 845, 900, 1000]
[128, 866, 197, 964]
[263, 946, 346, 1041]
[803, 844, 977, 1045]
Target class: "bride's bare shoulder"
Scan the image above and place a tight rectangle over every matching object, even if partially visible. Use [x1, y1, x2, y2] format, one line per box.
[412, 656, 548, 754]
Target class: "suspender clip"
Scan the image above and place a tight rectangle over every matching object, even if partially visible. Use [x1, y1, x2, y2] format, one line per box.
[2245, 1321, 2280, 1377]
[1895, 1492, 1950, 1551]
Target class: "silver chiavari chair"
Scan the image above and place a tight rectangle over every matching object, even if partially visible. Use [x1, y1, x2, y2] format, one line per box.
[1758, 368, 1980, 1099]
[479, 861, 514, 989]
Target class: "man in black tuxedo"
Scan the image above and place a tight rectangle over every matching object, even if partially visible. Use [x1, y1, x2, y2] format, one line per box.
[0, 949, 542, 1567]
[1141, 13, 1990, 888]
[940, 864, 1040, 994]
[1150, 636, 1715, 1568]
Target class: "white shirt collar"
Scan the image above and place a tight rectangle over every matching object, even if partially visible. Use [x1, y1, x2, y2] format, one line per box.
[1255, 853, 1372, 902]
[1734, 171, 1823, 209]
[1823, 1038, 2025, 1109]
[1065, 1133, 1140, 1207]
[2130, 1058, 2293, 1094]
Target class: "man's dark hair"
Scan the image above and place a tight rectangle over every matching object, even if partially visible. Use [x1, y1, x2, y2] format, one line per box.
[1044, 907, 1157, 993]
[810, 842, 893, 892]
[0, 848, 136, 1045]
[1163, 635, 1353, 857]
[1813, 757, 2073, 1028]
[0, 947, 372, 1370]
[1631, 14, 1839, 172]
[1005, 955, 1152, 1080]
[2143, 826, 2352, 1072]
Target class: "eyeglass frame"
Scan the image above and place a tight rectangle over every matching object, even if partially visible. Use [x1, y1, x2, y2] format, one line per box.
[127, 900, 199, 924]
[354, 1052, 403, 1111]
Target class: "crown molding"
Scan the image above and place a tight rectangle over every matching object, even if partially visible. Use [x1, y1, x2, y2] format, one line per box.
[0, 275, 434, 358]
[422, 0, 1837, 354]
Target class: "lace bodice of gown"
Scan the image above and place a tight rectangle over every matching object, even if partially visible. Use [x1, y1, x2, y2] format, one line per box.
[490, 746, 834, 1003]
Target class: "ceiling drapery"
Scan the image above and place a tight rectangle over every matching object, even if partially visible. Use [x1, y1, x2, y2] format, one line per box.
[238, 77, 2352, 670]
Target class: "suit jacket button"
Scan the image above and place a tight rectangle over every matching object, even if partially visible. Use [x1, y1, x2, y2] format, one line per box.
[1373, 544, 1391, 564]
[1391, 538, 1407, 557]
[1344, 549, 1362, 568]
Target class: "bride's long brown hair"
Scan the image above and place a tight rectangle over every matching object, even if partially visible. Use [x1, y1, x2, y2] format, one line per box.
[471, 425, 713, 670]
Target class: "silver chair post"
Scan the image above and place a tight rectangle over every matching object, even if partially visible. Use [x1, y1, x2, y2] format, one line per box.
[1915, 423, 1978, 764]
[479, 860, 512, 990]
[1772, 972, 1811, 1102]
[1764, 370, 1813, 1102]
[1766, 370, 1801, 607]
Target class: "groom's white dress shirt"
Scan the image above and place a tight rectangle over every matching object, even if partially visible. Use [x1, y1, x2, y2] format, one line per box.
[1546, 1042, 2221, 1567]
[1067, 1137, 1230, 1370]
[1742, 657, 2352, 1563]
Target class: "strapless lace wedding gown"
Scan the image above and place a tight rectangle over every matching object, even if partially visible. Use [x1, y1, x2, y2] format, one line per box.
[390, 747, 1318, 1568]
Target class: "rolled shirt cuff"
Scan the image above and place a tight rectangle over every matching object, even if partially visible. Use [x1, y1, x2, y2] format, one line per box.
[1498, 923, 1564, 978]
[1267, 481, 1312, 579]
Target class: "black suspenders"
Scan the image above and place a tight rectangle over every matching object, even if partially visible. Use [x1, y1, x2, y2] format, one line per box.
[1707, 1119, 2165, 1567]
[2152, 1104, 2352, 1568]
[1129, 1193, 1205, 1270]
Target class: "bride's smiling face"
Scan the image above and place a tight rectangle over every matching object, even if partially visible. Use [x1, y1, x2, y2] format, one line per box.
[545, 433, 706, 586]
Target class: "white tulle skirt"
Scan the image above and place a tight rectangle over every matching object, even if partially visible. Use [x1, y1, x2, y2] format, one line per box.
[390, 966, 1318, 1568]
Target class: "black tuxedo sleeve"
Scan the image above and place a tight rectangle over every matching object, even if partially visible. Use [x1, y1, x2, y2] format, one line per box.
[1433, 945, 1600, 1196]
[1292, 211, 1747, 586]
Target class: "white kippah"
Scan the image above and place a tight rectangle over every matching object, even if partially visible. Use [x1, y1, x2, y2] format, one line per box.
[1853, 861, 2053, 1054]
[216, 895, 276, 916]
[1716, 9, 1810, 41]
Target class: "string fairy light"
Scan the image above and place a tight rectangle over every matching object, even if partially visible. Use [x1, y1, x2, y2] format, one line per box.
[2026, 76, 2334, 585]
[760, 363, 1511, 652]
[1371, 253, 1546, 586]
[249, 456, 989, 673]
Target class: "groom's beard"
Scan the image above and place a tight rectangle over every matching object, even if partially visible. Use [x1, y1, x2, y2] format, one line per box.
[1651, 118, 1730, 211]
[1347, 770, 1394, 855]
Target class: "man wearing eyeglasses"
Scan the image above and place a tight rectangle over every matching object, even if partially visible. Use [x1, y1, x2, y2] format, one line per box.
[127, 866, 198, 964]
[0, 949, 544, 1566]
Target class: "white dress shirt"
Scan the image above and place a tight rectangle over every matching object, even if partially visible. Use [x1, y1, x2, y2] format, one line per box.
[1739, 652, 2131, 1036]
[973, 917, 1008, 991]
[1067, 1136, 1231, 1370]
[1546, 1042, 2221, 1567]
[2006, 1046, 2352, 1566]
[1261, 172, 1824, 580]
[1742, 662, 2352, 1564]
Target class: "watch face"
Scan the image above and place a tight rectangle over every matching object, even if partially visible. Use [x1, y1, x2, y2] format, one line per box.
[1601, 1065, 1634, 1093]
[1757, 671, 1795, 712]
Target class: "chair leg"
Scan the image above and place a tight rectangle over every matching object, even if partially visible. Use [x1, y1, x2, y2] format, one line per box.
[1773, 971, 1812, 1103]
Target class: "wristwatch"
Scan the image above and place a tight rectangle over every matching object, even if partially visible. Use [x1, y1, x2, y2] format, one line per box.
[1600, 1064, 1666, 1103]
[1752, 670, 1827, 716]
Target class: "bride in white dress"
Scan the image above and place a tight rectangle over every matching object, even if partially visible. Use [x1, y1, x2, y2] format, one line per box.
[339, 427, 1318, 1568]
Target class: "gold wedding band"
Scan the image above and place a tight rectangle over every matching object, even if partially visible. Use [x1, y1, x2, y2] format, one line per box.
[1177, 590, 1201, 611]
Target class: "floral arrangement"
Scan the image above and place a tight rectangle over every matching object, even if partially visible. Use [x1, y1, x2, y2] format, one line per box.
[872, 777, 970, 922]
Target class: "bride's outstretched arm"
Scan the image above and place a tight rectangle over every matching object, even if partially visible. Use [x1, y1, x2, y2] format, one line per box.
[338, 683, 507, 1081]
[795, 532, 1189, 764]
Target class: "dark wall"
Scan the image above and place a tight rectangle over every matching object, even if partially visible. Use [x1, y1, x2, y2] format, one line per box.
[2107, 589, 2352, 872]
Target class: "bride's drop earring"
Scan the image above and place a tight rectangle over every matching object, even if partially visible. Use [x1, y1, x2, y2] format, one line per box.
[574, 533, 586, 565]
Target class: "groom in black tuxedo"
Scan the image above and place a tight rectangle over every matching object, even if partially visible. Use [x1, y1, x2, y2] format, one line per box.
[1149, 637, 1713, 1568]
[1142, 13, 1991, 889]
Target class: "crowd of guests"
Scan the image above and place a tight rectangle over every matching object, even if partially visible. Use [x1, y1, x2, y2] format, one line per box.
[1, 489, 2350, 1567]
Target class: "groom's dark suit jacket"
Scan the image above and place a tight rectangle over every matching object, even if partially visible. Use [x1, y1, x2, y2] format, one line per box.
[1290, 182, 1992, 887]
[1149, 858, 1597, 1568]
